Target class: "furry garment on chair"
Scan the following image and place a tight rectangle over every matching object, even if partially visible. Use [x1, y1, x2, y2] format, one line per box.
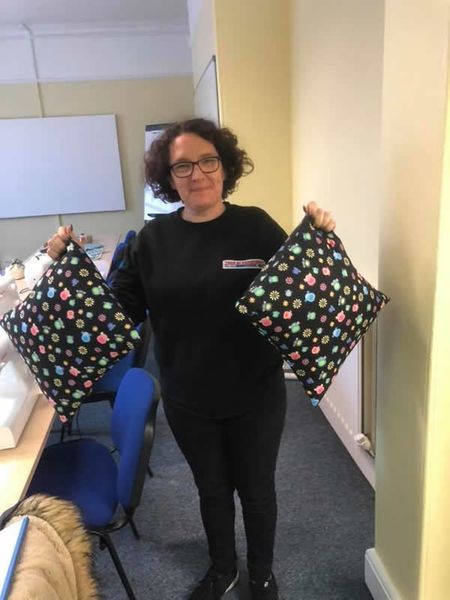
[6, 494, 99, 600]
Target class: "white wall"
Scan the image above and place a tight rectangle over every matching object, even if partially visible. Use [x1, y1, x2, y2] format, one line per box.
[0, 23, 191, 83]
[186, 0, 204, 41]
[291, 0, 385, 485]
[187, 0, 216, 90]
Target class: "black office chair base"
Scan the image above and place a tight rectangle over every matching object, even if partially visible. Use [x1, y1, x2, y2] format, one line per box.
[91, 529, 137, 600]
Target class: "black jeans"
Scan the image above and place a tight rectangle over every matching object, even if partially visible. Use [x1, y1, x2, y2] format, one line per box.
[163, 370, 287, 581]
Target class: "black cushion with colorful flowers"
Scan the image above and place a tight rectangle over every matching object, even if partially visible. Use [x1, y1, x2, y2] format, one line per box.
[0, 242, 140, 422]
[236, 215, 389, 406]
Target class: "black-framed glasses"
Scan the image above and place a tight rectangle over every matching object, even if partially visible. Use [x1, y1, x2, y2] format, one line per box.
[170, 156, 221, 178]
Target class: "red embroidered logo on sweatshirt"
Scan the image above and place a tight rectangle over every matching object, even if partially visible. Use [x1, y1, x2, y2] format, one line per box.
[222, 259, 266, 269]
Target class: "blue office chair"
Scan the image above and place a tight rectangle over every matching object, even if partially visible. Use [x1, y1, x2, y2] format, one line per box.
[123, 229, 137, 245]
[105, 229, 136, 287]
[60, 314, 153, 440]
[28, 368, 160, 600]
[85, 315, 153, 403]
[83, 316, 157, 478]
[106, 241, 127, 286]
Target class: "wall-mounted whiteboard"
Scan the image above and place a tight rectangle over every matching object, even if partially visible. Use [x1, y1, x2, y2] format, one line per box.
[194, 55, 220, 125]
[0, 115, 125, 219]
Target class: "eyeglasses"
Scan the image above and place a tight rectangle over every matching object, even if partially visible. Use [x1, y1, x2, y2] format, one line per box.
[170, 156, 221, 178]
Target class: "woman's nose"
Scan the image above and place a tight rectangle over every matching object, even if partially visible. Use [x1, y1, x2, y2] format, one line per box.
[191, 163, 205, 179]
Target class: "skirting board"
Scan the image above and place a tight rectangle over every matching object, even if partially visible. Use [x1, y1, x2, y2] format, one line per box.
[365, 549, 401, 600]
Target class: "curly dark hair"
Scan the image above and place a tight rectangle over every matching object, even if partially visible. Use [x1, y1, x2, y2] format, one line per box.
[144, 118, 254, 202]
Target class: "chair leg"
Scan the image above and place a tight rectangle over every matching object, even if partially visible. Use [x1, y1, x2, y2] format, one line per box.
[126, 513, 140, 540]
[91, 530, 136, 600]
[60, 421, 73, 443]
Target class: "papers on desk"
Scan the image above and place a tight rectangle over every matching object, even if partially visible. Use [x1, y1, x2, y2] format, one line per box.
[83, 243, 104, 261]
[0, 516, 29, 600]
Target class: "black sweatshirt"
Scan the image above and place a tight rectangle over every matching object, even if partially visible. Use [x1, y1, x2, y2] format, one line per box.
[112, 202, 287, 418]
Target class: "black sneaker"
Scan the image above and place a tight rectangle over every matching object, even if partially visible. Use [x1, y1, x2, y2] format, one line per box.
[188, 567, 239, 599]
[249, 573, 279, 600]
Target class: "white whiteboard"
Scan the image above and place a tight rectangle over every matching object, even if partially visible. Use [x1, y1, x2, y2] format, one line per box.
[194, 55, 220, 125]
[0, 115, 125, 218]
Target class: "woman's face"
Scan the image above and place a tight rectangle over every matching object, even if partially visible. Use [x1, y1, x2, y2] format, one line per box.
[169, 133, 225, 219]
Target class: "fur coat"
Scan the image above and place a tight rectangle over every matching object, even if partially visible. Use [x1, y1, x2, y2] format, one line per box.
[4, 494, 99, 600]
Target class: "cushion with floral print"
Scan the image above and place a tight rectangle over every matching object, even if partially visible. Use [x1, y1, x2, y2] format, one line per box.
[236, 215, 389, 406]
[0, 242, 140, 423]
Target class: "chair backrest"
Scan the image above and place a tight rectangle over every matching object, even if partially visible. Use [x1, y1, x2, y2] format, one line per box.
[123, 229, 136, 245]
[105, 241, 127, 286]
[111, 368, 160, 509]
[90, 318, 149, 395]
[106, 231, 136, 286]
[133, 313, 152, 369]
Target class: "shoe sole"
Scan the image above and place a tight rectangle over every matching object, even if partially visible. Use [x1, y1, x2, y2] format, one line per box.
[223, 570, 239, 595]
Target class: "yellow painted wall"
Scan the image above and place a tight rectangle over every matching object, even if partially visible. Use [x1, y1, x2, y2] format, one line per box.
[290, 0, 450, 597]
[0, 77, 193, 261]
[290, 0, 384, 488]
[418, 65, 450, 600]
[376, 1, 449, 598]
[213, 0, 292, 232]
[290, 0, 383, 282]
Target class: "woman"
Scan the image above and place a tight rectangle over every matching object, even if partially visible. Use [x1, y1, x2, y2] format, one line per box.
[48, 118, 335, 600]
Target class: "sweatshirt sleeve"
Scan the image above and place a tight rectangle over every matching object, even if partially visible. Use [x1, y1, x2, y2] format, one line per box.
[110, 237, 147, 325]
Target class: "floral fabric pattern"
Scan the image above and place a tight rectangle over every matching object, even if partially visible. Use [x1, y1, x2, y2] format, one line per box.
[0, 243, 140, 422]
[236, 216, 389, 406]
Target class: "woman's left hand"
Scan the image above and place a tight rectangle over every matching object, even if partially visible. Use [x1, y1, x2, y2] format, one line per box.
[303, 201, 336, 233]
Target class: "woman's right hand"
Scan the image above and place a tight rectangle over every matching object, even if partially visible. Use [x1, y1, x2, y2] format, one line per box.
[46, 225, 74, 260]
[303, 201, 336, 233]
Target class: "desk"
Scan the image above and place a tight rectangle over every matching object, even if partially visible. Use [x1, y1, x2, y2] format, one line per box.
[89, 235, 120, 279]
[0, 235, 120, 516]
[0, 394, 54, 515]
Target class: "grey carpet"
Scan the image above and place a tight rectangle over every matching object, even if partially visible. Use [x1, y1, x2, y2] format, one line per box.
[52, 376, 374, 600]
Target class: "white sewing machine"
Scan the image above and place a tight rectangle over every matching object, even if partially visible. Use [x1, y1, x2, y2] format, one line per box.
[0, 250, 52, 449]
